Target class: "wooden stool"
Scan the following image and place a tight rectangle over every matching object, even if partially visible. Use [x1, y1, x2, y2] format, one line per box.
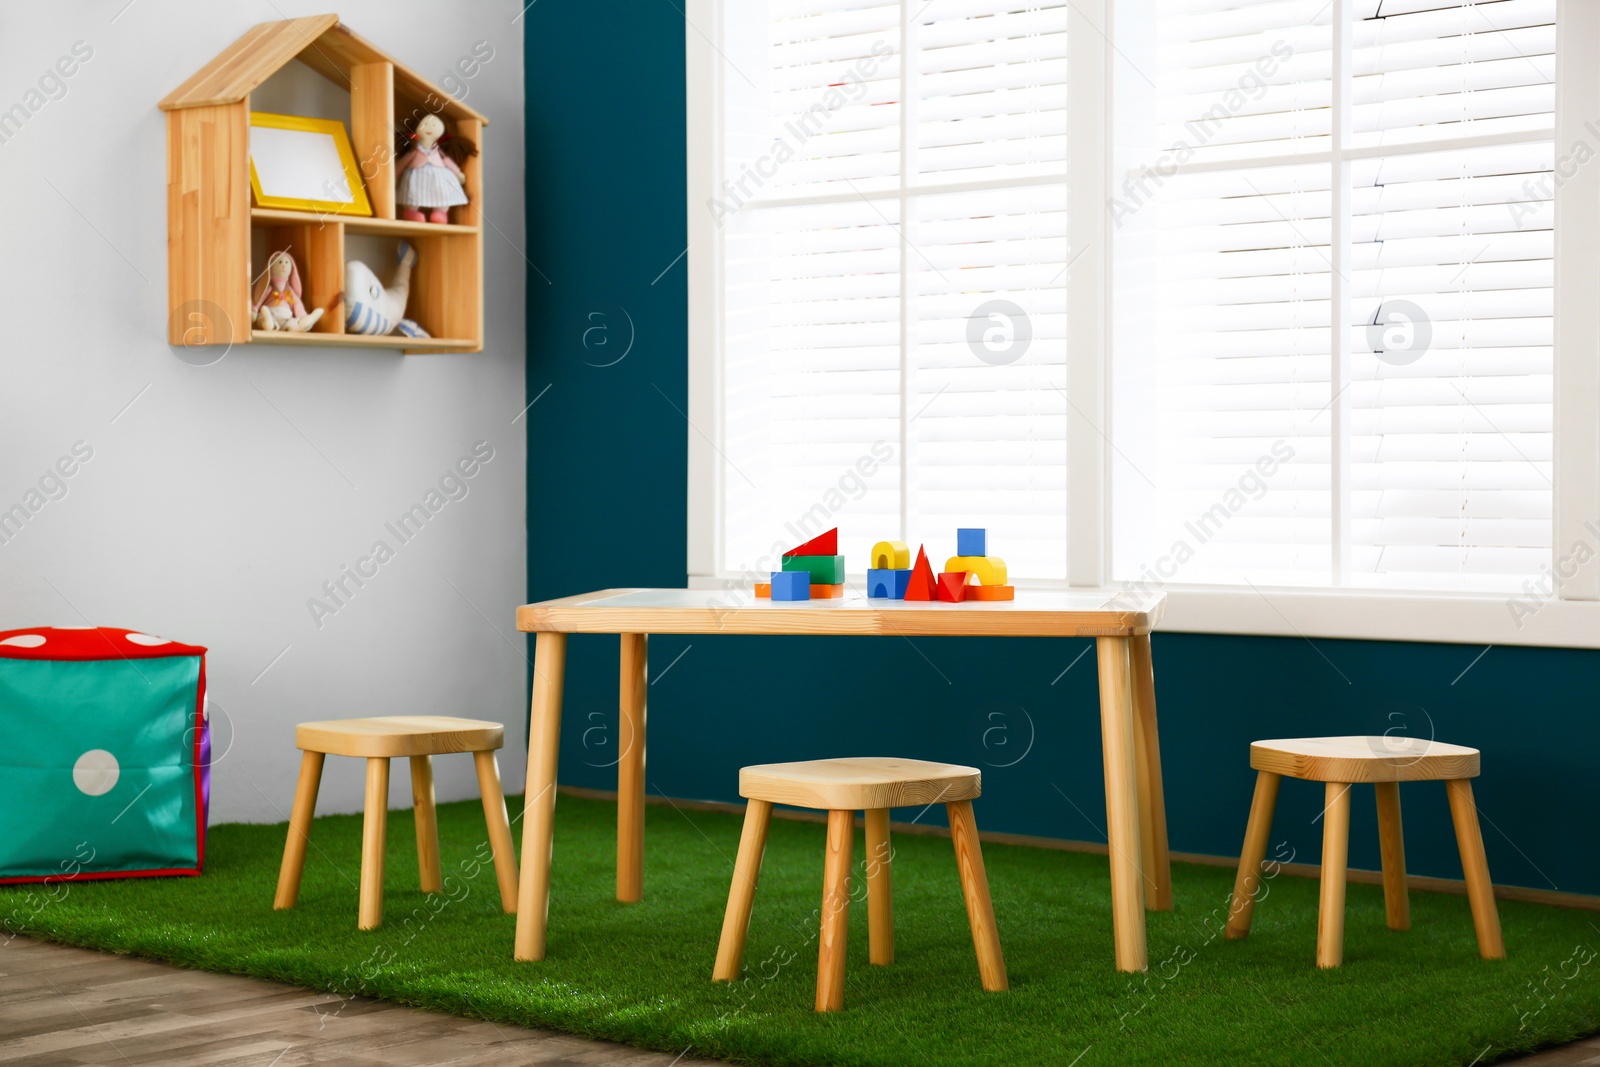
[1225, 736, 1505, 967]
[273, 716, 520, 930]
[711, 757, 1007, 1011]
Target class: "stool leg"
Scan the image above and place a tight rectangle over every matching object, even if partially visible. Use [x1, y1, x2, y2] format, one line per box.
[1446, 779, 1505, 960]
[1226, 770, 1281, 939]
[1374, 781, 1410, 931]
[713, 799, 773, 981]
[409, 755, 443, 894]
[865, 807, 893, 966]
[359, 757, 391, 931]
[947, 800, 1007, 992]
[473, 750, 520, 913]
[816, 808, 854, 1012]
[1317, 782, 1352, 968]
[274, 750, 324, 910]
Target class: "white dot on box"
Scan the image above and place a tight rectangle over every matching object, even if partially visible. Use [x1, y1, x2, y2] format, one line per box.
[73, 750, 120, 796]
[0, 634, 46, 648]
[125, 633, 171, 646]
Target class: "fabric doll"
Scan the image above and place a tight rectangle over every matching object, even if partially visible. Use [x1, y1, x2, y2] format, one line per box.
[395, 113, 477, 224]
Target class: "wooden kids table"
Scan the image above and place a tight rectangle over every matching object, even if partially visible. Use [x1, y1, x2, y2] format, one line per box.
[512, 588, 1171, 972]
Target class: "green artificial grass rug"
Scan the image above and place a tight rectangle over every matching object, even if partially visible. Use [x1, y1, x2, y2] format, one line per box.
[3, 793, 1597, 1067]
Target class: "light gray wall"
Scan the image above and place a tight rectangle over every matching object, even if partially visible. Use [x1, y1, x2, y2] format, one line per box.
[0, 1, 528, 821]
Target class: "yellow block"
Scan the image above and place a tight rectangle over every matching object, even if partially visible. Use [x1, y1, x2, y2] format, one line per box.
[870, 540, 911, 570]
[945, 556, 1008, 586]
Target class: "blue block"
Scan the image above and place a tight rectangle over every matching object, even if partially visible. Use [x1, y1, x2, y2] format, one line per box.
[957, 528, 987, 556]
[770, 571, 811, 601]
[867, 568, 911, 599]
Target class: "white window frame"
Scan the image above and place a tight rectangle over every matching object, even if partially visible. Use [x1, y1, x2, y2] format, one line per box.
[686, 0, 1600, 649]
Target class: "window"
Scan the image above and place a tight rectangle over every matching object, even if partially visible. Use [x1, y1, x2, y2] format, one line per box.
[693, 0, 1071, 582]
[688, 0, 1600, 645]
[1111, 0, 1556, 594]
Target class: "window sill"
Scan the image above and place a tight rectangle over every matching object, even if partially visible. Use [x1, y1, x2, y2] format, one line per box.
[685, 575, 1599, 650]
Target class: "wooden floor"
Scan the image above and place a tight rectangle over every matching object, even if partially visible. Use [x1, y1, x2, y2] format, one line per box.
[1, 935, 1593, 1065]
[0, 936, 719, 1067]
[1511, 1035, 1600, 1066]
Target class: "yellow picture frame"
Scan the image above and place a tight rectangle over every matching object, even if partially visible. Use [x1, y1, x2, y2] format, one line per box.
[247, 112, 373, 217]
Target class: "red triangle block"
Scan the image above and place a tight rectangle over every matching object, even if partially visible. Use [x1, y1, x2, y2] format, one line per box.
[903, 545, 938, 601]
[937, 572, 968, 602]
[783, 527, 838, 558]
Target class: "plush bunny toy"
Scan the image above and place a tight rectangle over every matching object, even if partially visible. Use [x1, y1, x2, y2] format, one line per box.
[252, 250, 324, 332]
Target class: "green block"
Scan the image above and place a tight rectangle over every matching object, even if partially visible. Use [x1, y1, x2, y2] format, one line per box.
[781, 554, 845, 584]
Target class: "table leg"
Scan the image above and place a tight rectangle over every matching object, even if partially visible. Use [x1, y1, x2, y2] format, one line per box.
[618, 633, 647, 903]
[1096, 635, 1148, 972]
[1129, 633, 1173, 911]
[514, 631, 568, 961]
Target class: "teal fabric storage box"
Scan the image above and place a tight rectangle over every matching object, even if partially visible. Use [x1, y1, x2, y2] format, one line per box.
[0, 626, 208, 884]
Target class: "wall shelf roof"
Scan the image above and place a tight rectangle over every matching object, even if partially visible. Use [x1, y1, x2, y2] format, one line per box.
[158, 14, 488, 126]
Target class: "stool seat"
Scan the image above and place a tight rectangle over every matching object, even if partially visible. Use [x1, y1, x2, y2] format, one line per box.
[740, 757, 981, 810]
[1250, 735, 1479, 783]
[295, 716, 504, 758]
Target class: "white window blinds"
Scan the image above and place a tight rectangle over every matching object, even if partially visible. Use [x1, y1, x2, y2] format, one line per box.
[717, 0, 1071, 580]
[1111, 0, 1555, 593]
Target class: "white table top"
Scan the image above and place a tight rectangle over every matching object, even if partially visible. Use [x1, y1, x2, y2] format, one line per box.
[516, 588, 1165, 637]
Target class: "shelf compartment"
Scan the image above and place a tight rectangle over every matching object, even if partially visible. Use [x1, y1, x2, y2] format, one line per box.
[252, 218, 344, 336]
[408, 231, 482, 347]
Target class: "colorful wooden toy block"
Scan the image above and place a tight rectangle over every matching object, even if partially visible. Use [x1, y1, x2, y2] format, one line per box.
[781, 554, 846, 585]
[784, 528, 838, 558]
[866, 568, 911, 599]
[936, 572, 969, 602]
[945, 555, 1008, 587]
[903, 546, 938, 601]
[756, 582, 844, 600]
[770, 572, 811, 601]
[957, 528, 987, 556]
[870, 540, 911, 570]
[967, 584, 1015, 601]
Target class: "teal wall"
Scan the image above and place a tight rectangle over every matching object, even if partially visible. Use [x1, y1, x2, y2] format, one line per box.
[524, 1, 1599, 897]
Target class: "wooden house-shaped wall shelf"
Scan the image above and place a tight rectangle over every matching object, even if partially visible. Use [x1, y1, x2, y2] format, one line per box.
[160, 14, 487, 354]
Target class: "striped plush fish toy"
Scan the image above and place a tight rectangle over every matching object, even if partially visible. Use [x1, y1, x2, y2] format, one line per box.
[344, 241, 430, 338]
